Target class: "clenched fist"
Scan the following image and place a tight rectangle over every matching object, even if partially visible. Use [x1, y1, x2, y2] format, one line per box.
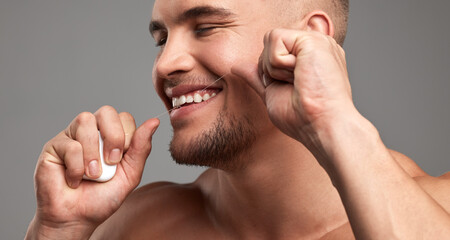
[233, 29, 359, 165]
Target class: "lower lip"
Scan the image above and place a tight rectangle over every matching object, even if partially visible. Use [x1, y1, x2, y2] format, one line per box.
[169, 93, 220, 120]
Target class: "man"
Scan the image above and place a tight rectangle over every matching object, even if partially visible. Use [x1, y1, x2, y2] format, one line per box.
[26, 0, 450, 239]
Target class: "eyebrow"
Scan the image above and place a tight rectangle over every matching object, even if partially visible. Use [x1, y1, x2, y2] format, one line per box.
[150, 6, 236, 37]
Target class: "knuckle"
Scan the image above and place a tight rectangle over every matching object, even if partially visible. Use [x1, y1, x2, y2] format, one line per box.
[98, 105, 116, 114]
[76, 112, 95, 125]
[96, 105, 118, 121]
[42, 141, 54, 152]
[107, 132, 125, 147]
[267, 29, 281, 43]
[42, 142, 58, 160]
[66, 167, 85, 179]
[119, 112, 135, 122]
[66, 141, 83, 156]
[270, 28, 283, 37]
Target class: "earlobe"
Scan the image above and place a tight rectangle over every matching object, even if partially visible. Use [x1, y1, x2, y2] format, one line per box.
[304, 11, 335, 38]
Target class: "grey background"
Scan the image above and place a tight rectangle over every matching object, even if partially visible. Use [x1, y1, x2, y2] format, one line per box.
[1, 0, 449, 238]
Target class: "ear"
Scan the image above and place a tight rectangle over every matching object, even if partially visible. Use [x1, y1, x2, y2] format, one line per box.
[301, 11, 335, 38]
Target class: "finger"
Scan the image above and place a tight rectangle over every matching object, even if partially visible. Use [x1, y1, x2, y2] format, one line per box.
[266, 29, 296, 70]
[67, 112, 101, 179]
[120, 118, 159, 186]
[119, 112, 136, 151]
[264, 66, 294, 83]
[53, 137, 84, 188]
[263, 30, 296, 83]
[258, 46, 294, 82]
[261, 59, 277, 87]
[94, 106, 125, 165]
[231, 62, 266, 101]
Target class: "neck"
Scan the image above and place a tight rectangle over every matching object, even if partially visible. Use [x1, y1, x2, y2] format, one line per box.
[198, 129, 348, 239]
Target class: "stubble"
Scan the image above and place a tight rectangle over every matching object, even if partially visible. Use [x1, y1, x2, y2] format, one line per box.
[169, 111, 257, 171]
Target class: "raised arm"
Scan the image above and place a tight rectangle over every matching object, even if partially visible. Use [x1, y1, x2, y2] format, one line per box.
[233, 28, 450, 239]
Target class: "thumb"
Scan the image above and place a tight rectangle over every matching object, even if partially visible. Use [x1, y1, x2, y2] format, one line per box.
[120, 118, 159, 184]
[231, 62, 266, 101]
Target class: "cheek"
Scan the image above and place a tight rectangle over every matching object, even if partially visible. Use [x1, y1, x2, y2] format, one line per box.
[227, 80, 270, 124]
[194, 33, 271, 127]
[195, 35, 260, 75]
[197, 43, 235, 73]
[202, 38, 268, 118]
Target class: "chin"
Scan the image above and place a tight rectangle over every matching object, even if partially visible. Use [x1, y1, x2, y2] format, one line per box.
[169, 110, 257, 171]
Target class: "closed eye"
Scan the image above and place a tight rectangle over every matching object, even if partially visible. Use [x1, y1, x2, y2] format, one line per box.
[154, 32, 168, 47]
[195, 26, 217, 35]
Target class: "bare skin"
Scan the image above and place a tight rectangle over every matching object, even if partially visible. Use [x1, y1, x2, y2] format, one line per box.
[26, 0, 450, 239]
[91, 151, 447, 240]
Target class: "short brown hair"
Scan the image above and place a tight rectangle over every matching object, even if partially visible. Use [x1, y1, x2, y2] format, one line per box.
[308, 0, 349, 45]
[334, 0, 349, 45]
[278, 0, 350, 45]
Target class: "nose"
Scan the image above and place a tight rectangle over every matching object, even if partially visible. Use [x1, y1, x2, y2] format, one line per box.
[154, 35, 195, 79]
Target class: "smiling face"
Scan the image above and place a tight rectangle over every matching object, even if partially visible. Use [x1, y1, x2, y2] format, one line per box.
[150, 0, 287, 169]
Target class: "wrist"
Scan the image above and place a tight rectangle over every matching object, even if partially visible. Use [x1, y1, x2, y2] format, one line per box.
[26, 215, 97, 240]
[304, 109, 381, 173]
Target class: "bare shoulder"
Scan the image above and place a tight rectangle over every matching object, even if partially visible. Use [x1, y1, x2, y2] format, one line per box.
[414, 172, 450, 213]
[388, 149, 427, 177]
[389, 149, 450, 213]
[91, 180, 215, 239]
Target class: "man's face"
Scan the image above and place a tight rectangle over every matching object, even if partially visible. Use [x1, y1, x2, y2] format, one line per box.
[151, 0, 278, 169]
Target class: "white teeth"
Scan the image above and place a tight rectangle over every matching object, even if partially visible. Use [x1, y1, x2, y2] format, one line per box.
[186, 95, 194, 103]
[172, 92, 218, 108]
[193, 93, 202, 103]
[172, 98, 177, 108]
[178, 95, 186, 106]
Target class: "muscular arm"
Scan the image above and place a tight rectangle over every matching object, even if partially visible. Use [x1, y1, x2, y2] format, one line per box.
[234, 27, 450, 239]
[318, 112, 450, 239]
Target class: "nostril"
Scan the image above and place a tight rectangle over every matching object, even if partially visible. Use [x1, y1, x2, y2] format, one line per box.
[168, 70, 186, 76]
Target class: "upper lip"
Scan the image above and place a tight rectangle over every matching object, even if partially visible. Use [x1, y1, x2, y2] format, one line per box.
[165, 84, 222, 98]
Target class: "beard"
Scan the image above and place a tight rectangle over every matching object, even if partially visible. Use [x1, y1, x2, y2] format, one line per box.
[169, 110, 257, 171]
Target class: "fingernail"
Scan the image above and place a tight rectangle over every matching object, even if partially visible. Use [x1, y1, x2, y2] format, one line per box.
[68, 179, 79, 189]
[88, 160, 99, 177]
[109, 149, 121, 164]
[71, 180, 80, 189]
[262, 74, 270, 87]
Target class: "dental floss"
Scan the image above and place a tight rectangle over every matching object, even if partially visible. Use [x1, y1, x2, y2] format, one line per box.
[83, 73, 228, 183]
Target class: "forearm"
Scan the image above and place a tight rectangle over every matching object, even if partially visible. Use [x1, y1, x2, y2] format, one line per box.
[311, 113, 450, 239]
[25, 215, 96, 240]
